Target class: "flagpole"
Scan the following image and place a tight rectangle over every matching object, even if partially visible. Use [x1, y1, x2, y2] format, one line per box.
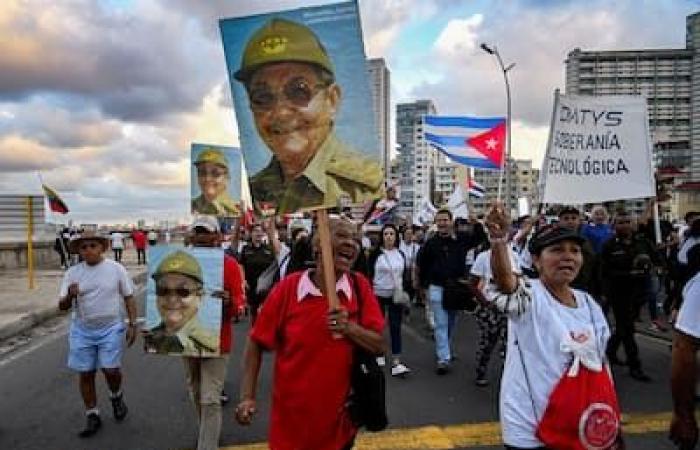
[26, 196, 35, 290]
[538, 89, 560, 213]
[481, 44, 515, 212]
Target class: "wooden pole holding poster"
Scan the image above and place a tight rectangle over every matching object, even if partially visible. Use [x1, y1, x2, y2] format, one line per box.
[26, 196, 35, 290]
[316, 209, 340, 311]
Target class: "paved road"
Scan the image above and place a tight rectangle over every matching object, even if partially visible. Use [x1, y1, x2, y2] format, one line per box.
[0, 288, 679, 450]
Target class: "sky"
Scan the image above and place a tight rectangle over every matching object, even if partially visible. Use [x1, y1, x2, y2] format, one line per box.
[1, 0, 698, 225]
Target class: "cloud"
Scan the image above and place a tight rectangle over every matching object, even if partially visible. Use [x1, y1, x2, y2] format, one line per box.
[0, 134, 59, 172]
[0, 97, 122, 147]
[433, 14, 483, 59]
[0, 0, 222, 122]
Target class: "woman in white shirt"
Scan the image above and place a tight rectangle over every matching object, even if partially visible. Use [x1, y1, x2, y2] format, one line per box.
[485, 203, 611, 450]
[368, 224, 411, 377]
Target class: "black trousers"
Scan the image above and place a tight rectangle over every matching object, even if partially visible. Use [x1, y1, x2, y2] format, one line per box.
[136, 249, 146, 265]
[606, 298, 641, 370]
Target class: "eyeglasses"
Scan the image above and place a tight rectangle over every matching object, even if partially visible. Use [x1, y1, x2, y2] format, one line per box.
[79, 242, 101, 250]
[156, 286, 200, 298]
[197, 168, 228, 179]
[247, 77, 328, 112]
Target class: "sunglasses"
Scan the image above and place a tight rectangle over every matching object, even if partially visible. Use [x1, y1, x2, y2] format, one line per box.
[79, 242, 101, 250]
[197, 168, 228, 179]
[155, 286, 201, 298]
[248, 77, 328, 112]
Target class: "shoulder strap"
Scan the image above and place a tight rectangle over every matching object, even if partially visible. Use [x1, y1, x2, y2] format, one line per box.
[511, 325, 540, 422]
[349, 271, 363, 320]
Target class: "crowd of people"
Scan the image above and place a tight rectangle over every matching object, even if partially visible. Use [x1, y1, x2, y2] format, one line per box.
[53, 227, 170, 268]
[55, 201, 700, 449]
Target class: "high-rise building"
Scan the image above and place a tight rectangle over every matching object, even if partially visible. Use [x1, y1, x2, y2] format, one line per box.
[565, 12, 700, 216]
[396, 100, 438, 218]
[367, 58, 391, 183]
[471, 159, 540, 216]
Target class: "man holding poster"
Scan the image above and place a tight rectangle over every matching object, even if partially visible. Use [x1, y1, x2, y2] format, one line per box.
[221, 7, 384, 215]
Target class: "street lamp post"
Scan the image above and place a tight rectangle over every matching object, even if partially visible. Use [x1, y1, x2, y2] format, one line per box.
[480, 43, 515, 215]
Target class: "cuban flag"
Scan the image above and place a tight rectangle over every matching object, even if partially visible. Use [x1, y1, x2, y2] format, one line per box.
[467, 179, 485, 198]
[424, 116, 506, 169]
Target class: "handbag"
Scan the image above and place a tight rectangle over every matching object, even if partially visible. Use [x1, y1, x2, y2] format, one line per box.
[441, 278, 477, 311]
[347, 272, 388, 432]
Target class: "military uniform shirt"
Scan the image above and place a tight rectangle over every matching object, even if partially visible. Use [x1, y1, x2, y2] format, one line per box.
[249, 133, 383, 214]
[191, 193, 240, 217]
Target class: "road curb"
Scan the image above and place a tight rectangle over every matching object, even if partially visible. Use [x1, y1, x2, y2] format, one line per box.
[0, 270, 147, 342]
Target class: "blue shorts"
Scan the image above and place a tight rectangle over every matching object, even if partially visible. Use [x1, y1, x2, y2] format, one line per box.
[68, 321, 125, 372]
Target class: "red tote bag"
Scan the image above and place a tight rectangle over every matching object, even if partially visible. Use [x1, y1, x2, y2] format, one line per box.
[536, 364, 622, 450]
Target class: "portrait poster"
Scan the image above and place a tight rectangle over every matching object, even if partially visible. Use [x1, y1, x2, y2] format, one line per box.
[220, 0, 384, 216]
[191, 143, 242, 218]
[145, 245, 223, 357]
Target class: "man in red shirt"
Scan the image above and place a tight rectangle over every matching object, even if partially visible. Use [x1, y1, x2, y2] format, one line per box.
[186, 216, 245, 450]
[131, 229, 147, 265]
[235, 216, 385, 450]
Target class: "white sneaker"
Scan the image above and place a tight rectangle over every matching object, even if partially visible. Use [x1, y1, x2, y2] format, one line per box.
[391, 362, 411, 377]
[376, 356, 386, 367]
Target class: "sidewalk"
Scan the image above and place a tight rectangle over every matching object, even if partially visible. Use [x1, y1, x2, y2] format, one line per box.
[0, 248, 148, 341]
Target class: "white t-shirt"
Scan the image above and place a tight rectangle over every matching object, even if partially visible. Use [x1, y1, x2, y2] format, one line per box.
[372, 248, 405, 298]
[59, 259, 135, 329]
[110, 232, 124, 250]
[676, 272, 700, 338]
[147, 231, 157, 242]
[399, 241, 420, 267]
[470, 248, 521, 285]
[498, 280, 610, 448]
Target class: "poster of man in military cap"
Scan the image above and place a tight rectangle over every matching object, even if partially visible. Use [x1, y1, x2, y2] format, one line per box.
[144, 246, 223, 357]
[191, 143, 242, 218]
[220, 1, 384, 215]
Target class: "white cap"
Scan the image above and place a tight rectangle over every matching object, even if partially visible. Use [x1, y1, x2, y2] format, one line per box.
[190, 215, 220, 233]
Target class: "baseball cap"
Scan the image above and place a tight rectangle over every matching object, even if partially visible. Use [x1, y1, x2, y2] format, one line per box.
[190, 215, 220, 233]
[528, 224, 585, 255]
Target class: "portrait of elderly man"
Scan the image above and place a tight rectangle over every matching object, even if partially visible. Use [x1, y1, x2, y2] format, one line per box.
[145, 250, 219, 355]
[191, 148, 241, 218]
[233, 18, 384, 214]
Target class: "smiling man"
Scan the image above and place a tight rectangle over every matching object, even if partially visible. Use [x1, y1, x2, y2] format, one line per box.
[191, 148, 241, 217]
[146, 250, 219, 356]
[234, 18, 384, 214]
[58, 230, 136, 438]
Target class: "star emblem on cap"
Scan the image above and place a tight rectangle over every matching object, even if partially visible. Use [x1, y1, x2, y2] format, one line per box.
[260, 36, 288, 55]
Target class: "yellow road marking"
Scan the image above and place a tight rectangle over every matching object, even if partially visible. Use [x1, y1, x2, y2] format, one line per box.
[219, 411, 674, 449]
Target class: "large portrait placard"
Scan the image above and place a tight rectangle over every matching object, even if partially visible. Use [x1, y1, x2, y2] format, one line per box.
[145, 246, 223, 357]
[220, 1, 383, 215]
[191, 143, 242, 218]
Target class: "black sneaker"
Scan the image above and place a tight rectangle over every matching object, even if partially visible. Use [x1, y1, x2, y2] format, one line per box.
[78, 413, 102, 438]
[436, 362, 450, 375]
[629, 368, 652, 382]
[111, 394, 128, 422]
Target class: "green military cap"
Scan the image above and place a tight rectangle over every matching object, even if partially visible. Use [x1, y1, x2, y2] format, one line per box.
[234, 18, 334, 82]
[153, 250, 203, 284]
[195, 148, 228, 169]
